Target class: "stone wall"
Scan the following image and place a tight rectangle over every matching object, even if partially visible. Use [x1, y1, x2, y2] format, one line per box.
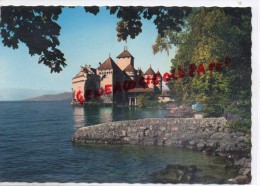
[72, 117, 250, 157]
[72, 117, 251, 184]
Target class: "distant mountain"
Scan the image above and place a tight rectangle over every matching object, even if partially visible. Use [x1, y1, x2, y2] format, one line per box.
[0, 88, 61, 101]
[24, 92, 72, 101]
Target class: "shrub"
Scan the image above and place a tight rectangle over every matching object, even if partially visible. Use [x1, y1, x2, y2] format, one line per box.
[136, 95, 146, 107]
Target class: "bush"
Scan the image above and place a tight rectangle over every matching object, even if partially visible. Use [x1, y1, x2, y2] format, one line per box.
[136, 95, 146, 107]
[227, 119, 251, 133]
[145, 100, 163, 108]
[225, 100, 251, 133]
[136, 94, 163, 108]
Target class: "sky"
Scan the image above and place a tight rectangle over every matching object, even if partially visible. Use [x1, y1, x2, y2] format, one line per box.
[0, 7, 175, 92]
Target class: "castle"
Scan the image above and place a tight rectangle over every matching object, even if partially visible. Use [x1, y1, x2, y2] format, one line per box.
[72, 48, 162, 106]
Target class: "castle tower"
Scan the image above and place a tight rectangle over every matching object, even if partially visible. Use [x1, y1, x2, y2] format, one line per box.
[124, 64, 136, 80]
[96, 56, 127, 104]
[137, 67, 143, 76]
[97, 57, 118, 91]
[72, 65, 99, 102]
[155, 70, 162, 93]
[72, 66, 87, 101]
[144, 66, 156, 89]
[116, 47, 134, 71]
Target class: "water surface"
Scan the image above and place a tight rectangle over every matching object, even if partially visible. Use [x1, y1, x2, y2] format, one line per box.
[0, 101, 237, 183]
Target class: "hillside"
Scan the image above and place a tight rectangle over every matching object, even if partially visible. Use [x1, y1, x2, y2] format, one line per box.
[24, 92, 72, 101]
[0, 88, 62, 101]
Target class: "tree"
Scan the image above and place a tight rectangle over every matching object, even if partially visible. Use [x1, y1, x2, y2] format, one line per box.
[153, 7, 251, 120]
[0, 6, 191, 72]
[0, 6, 65, 73]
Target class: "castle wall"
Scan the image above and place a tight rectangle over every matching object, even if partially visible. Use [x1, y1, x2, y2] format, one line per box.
[155, 77, 162, 93]
[95, 69, 113, 103]
[125, 71, 135, 80]
[97, 70, 113, 91]
[72, 76, 86, 100]
[112, 70, 128, 104]
[144, 75, 155, 89]
[117, 57, 133, 71]
[72, 50, 162, 104]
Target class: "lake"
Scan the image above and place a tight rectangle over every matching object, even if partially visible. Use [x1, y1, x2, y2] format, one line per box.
[0, 101, 238, 183]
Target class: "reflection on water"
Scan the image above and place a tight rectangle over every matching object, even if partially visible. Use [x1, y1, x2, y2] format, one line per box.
[73, 106, 169, 129]
[0, 101, 239, 183]
[72, 144, 238, 183]
[73, 107, 85, 128]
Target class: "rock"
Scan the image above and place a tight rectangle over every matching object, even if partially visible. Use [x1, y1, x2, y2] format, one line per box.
[227, 178, 238, 184]
[218, 127, 224, 132]
[168, 105, 197, 118]
[194, 114, 204, 119]
[203, 148, 214, 155]
[123, 137, 130, 142]
[165, 103, 178, 109]
[160, 126, 167, 131]
[120, 130, 127, 137]
[207, 141, 216, 148]
[131, 127, 138, 132]
[224, 103, 242, 121]
[238, 168, 251, 176]
[72, 118, 250, 161]
[224, 128, 232, 133]
[210, 132, 225, 140]
[189, 140, 196, 146]
[197, 142, 205, 149]
[234, 175, 250, 184]
[234, 158, 246, 167]
[244, 159, 251, 168]
[152, 164, 198, 183]
[181, 140, 189, 147]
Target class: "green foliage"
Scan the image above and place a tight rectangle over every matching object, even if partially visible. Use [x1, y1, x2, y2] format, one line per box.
[152, 33, 172, 55]
[225, 101, 251, 119]
[227, 119, 251, 133]
[136, 94, 164, 108]
[109, 6, 192, 41]
[169, 8, 236, 115]
[145, 99, 164, 108]
[243, 136, 251, 146]
[225, 100, 251, 133]
[136, 95, 146, 107]
[154, 7, 251, 127]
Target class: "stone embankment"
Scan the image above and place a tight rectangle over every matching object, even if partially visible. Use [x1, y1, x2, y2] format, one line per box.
[72, 118, 249, 154]
[72, 117, 251, 183]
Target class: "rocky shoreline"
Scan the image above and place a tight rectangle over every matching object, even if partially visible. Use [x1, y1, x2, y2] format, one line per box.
[72, 117, 251, 184]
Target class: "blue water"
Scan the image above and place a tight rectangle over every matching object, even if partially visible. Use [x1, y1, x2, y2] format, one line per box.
[0, 101, 237, 183]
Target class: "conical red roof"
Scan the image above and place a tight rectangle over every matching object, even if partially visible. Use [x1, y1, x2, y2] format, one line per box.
[117, 49, 134, 59]
[156, 70, 162, 77]
[97, 57, 120, 71]
[144, 67, 155, 75]
[124, 64, 135, 72]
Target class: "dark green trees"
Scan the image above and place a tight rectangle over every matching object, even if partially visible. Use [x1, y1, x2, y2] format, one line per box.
[154, 7, 251, 129]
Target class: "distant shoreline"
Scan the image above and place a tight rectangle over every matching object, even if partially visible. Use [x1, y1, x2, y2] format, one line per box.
[23, 92, 72, 102]
[0, 100, 71, 102]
